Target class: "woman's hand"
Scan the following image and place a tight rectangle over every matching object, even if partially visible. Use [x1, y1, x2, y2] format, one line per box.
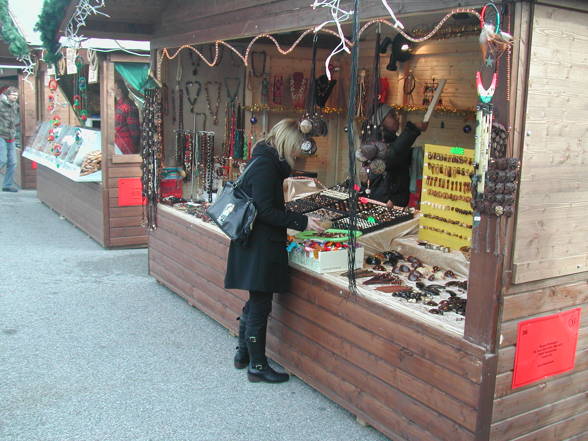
[306, 216, 327, 233]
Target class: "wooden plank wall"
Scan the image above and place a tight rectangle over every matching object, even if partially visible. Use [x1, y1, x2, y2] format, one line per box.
[106, 161, 148, 247]
[37, 165, 104, 246]
[151, 0, 485, 49]
[16, 73, 38, 189]
[101, 59, 148, 248]
[511, 4, 588, 283]
[149, 206, 490, 441]
[490, 280, 588, 441]
[490, 7, 588, 439]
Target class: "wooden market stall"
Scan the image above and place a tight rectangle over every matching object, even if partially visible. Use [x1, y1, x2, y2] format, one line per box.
[22, 47, 150, 248]
[62, 1, 588, 440]
[0, 37, 36, 190]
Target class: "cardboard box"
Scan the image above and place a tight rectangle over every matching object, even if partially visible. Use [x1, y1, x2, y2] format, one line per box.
[289, 246, 365, 274]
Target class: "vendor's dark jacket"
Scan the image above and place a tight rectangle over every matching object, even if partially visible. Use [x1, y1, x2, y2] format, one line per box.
[368, 121, 421, 206]
[224, 142, 308, 293]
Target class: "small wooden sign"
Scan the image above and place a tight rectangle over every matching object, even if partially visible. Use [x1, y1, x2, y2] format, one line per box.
[512, 308, 581, 389]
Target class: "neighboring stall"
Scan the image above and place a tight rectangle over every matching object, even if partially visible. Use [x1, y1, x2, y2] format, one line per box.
[21, 42, 151, 247]
[61, 1, 588, 440]
[0, 8, 36, 190]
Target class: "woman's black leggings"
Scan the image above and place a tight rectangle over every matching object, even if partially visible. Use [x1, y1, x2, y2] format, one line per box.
[245, 290, 273, 339]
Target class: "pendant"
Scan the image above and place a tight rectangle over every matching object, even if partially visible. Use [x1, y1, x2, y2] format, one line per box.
[476, 71, 497, 104]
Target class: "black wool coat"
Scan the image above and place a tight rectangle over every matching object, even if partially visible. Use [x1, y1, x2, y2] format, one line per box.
[224, 142, 308, 293]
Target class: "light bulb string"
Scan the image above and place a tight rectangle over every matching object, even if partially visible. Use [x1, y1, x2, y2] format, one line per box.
[158, 8, 481, 73]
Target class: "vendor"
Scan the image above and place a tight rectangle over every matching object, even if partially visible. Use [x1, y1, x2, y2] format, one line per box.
[114, 79, 140, 154]
[360, 104, 427, 207]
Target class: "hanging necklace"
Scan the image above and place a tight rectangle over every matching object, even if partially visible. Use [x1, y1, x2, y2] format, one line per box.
[185, 81, 202, 113]
[290, 72, 307, 109]
[205, 81, 222, 125]
[251, 50, 267, 78]
[476, 71, 498, 103]
[224, 77, 241, 103]
[273, 75, 283, 105]
[403, 71, 416, 105]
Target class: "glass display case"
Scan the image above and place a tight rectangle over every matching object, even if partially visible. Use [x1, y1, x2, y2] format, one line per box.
[22, 122, 102, 182]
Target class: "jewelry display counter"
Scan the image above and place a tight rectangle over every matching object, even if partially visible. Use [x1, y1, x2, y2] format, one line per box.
[149, 204, 488, 441]
[29, 55, 149, 248]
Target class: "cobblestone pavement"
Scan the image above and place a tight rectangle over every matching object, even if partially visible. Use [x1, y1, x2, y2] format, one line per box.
[0, 190, 391, 441]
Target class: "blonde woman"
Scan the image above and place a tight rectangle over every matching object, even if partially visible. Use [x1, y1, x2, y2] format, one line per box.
[224, 118, 323, 383]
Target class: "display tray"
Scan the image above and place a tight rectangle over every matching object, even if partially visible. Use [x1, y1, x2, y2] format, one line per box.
[332, 208, 414, 235]
[323, 259, 468, 331]
[22, 148, 102, 182]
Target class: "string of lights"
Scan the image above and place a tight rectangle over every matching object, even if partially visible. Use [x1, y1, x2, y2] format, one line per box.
[159, 8, 482, 72]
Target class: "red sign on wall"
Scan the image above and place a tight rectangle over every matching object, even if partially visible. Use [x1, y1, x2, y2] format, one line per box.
[512, 308, 581, 389]
[118, 177, 146, 207]
[31, 161, 38, 170]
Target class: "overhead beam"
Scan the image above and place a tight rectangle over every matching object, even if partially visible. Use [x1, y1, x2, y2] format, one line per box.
[151, 0, 484, 49]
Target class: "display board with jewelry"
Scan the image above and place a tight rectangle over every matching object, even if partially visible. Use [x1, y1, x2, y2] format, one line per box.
[419, 144, 475, 251]
[160, 43, 246, 203]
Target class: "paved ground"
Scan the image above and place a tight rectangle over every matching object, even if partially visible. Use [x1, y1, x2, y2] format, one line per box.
[0, 190, 391, 441]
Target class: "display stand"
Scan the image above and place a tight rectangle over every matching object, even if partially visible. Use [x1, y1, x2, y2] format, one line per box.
[31, 53, 149, 248]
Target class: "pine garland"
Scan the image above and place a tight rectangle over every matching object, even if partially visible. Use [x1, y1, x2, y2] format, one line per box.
[0, 0, 30, 58]
[35, 0, 71, 65]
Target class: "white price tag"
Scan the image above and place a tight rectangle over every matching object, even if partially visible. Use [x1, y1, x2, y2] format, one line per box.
[66, 48, 77, 74]
[88, 63, 98, 84]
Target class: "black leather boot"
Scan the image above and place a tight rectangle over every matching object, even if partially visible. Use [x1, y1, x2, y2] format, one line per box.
[246, 333, 289, 383]
[234, 305, 249, 369]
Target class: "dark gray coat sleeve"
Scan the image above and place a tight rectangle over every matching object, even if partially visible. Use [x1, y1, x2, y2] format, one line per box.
[250, 159, 308, 231]
[385, 121, 421, 168]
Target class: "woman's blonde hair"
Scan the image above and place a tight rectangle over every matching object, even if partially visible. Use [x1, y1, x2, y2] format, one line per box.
[264, 118, 305, 167]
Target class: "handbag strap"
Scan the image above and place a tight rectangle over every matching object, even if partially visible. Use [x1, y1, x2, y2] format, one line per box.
[234, 157, 260, 187]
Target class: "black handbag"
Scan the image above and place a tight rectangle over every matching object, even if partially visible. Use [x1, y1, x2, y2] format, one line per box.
[206, 159, 259, 243]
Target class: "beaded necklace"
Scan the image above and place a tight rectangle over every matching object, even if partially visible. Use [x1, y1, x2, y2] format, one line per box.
[205, 81, 222, 125]
[251, 51, 267, 78]
[290, 72, 307, 109]
[185, 80, 202, 113]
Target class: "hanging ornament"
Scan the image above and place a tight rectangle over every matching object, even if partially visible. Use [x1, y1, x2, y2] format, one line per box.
[476, 71, 497, 103]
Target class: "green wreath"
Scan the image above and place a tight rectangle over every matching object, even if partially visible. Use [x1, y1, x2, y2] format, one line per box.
[34, 0, 71, 65]
[0, 0, 30, 58]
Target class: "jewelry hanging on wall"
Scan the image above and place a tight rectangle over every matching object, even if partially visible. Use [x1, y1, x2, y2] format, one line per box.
[356, 68, 368, 118]
[205, 81, 222, 126]
[261, 73, 270, 104]
[73, 55, 88, 123]
[141, 88, 163, 230]
[290, 72, 308, 109]
[251, 50, 267, 78]
[272, 75, 283, 105]
[195, 112, 207, 132]
[183, 131, 194, 181]
[403, 71, 416, 105]
[224, 77, 241, 103]
[422, 78, 440, 106]
[185, 80, 202, 113]
[161, 84, 169, 116]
